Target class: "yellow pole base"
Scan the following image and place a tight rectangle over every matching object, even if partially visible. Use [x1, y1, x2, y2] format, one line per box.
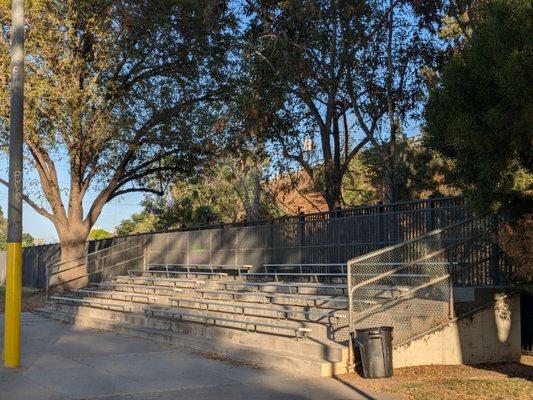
[3, 242, 22, 368]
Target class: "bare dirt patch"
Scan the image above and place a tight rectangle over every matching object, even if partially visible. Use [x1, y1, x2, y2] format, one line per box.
[0, 286, 46, 313]
[339, 362, 533, 400]
[191, 349, 268, 370]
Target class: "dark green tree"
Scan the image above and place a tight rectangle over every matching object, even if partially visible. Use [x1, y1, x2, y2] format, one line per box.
[425, 0, 532, 215]
[245, 0, 374, 210]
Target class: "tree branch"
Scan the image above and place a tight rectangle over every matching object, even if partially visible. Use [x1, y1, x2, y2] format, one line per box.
[341, 136, 371, 175]
[0, 178, 55, 221]
[108, 187, 164, 201]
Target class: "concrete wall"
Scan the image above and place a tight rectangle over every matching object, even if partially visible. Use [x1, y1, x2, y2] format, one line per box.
[393, 294, 521, 368]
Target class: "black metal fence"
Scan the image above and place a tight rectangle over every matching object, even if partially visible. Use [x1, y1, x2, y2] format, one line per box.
[143, 196, 470, 269]
[23, 196, 479, 288]
[22, 244, 60, 288]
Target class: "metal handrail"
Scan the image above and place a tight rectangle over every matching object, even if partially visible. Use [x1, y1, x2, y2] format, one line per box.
[47, 239, 146, 278]
[47, 235, 147, 276]
[347, 232, 488, 299]
[47, 254, 145, 292]
[346, 217, 476, 267]
[45, 236, 147, 296]
[346, 215, 504, 367]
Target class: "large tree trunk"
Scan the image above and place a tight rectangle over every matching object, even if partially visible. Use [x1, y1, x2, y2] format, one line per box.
[51, 223, 90, 292]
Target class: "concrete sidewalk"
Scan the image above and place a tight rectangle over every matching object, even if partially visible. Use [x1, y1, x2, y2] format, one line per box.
[0, 313, 393, 400]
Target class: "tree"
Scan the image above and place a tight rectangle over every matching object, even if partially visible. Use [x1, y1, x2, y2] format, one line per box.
[245, 0, 373, 210]
[115, 210, 155, 236]
[0, 207, 35, 249]
[0, 1, 235, 289]
[361, 136, 458, 201]
[22, 233, 35, 247]
[88, 228, 112, 241]
[115, 155, 282, 234]
[245, 0, 442, 208]
[425, 0, 532, 216]
[342, 0, 443, 203]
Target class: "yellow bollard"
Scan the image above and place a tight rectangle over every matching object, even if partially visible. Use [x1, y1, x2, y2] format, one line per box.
[3, 242, 22, 368]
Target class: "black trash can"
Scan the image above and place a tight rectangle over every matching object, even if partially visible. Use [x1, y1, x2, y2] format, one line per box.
[353, 326, 393, 378]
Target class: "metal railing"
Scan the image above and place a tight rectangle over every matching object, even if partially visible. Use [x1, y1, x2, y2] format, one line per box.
[144, 196, 470, 269]
[22, 196, 469, 288]
[347, 215, 507, 347]
[144, 196, 467, 232]
[45, 235, 147, 297]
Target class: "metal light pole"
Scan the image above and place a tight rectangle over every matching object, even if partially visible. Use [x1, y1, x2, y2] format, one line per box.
[3, 0, 24, 368]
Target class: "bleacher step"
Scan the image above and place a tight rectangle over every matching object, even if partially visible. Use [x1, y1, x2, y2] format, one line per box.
[34, 307, 346, 377]
[37, 303, 348, 376]
[50, 295, 335, 336]
[215, 281, 347, 295]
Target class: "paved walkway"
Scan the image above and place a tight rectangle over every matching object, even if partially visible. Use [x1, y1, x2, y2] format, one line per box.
[0, 313, 393, 400]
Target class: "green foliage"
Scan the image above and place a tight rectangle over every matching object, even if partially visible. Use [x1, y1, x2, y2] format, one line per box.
[115, 211, 156, 236]
[341, 156, 377, 207]
[115, 156, 283, 234]
[88, 228, 113, 240]
[244, 0, 444, 207]
[0, 1, 237, 256]
[362, 137, 458, 202]
[22, 233, 35, 248]
[425, 0, 533, 216]
[0, 207, 36, 248]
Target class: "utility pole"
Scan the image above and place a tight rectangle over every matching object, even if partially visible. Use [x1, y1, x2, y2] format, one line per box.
[3, 0, 24, 368]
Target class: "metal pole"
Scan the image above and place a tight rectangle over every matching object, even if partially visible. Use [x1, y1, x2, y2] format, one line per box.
[347, 260, 355, 372]
[3, 0, 24, 368]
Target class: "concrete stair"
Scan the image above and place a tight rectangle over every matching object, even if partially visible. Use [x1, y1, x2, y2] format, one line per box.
[34, 306, 347, 377]
[37, 271, 351, 377]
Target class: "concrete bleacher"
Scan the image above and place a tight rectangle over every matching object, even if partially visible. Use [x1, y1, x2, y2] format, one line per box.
[39, 261, 448, 376]
[39, 263, 351, 377]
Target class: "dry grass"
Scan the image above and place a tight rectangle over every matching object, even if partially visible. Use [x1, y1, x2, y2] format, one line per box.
[0, 286, 46, 313]
[340, 362, 533, 400]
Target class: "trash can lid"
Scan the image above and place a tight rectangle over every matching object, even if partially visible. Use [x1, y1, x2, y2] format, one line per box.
[356, 326, 393, 334]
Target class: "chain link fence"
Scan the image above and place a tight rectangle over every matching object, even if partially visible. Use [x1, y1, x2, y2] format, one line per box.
[346, 215, 506, 346]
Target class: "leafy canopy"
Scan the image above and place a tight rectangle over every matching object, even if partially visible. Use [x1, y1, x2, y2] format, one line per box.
[425, 0, 532, 215]
[0, 0, 236, 242]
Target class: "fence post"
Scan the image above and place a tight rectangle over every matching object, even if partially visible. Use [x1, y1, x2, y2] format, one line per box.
[185, 232, 189, 267]
[489, 228, 501, 285]
[377, 201, 385, 245]
[45, 262, 49, 300]
[449, 279, 455, 319]
[336, 207, 342, 263]
[297, 212, 305, 263]
[143, 236, 147, 272]
[209, 229, 213, 268]
[428, 197, 436, 232]
[268, 219, 274, 264]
